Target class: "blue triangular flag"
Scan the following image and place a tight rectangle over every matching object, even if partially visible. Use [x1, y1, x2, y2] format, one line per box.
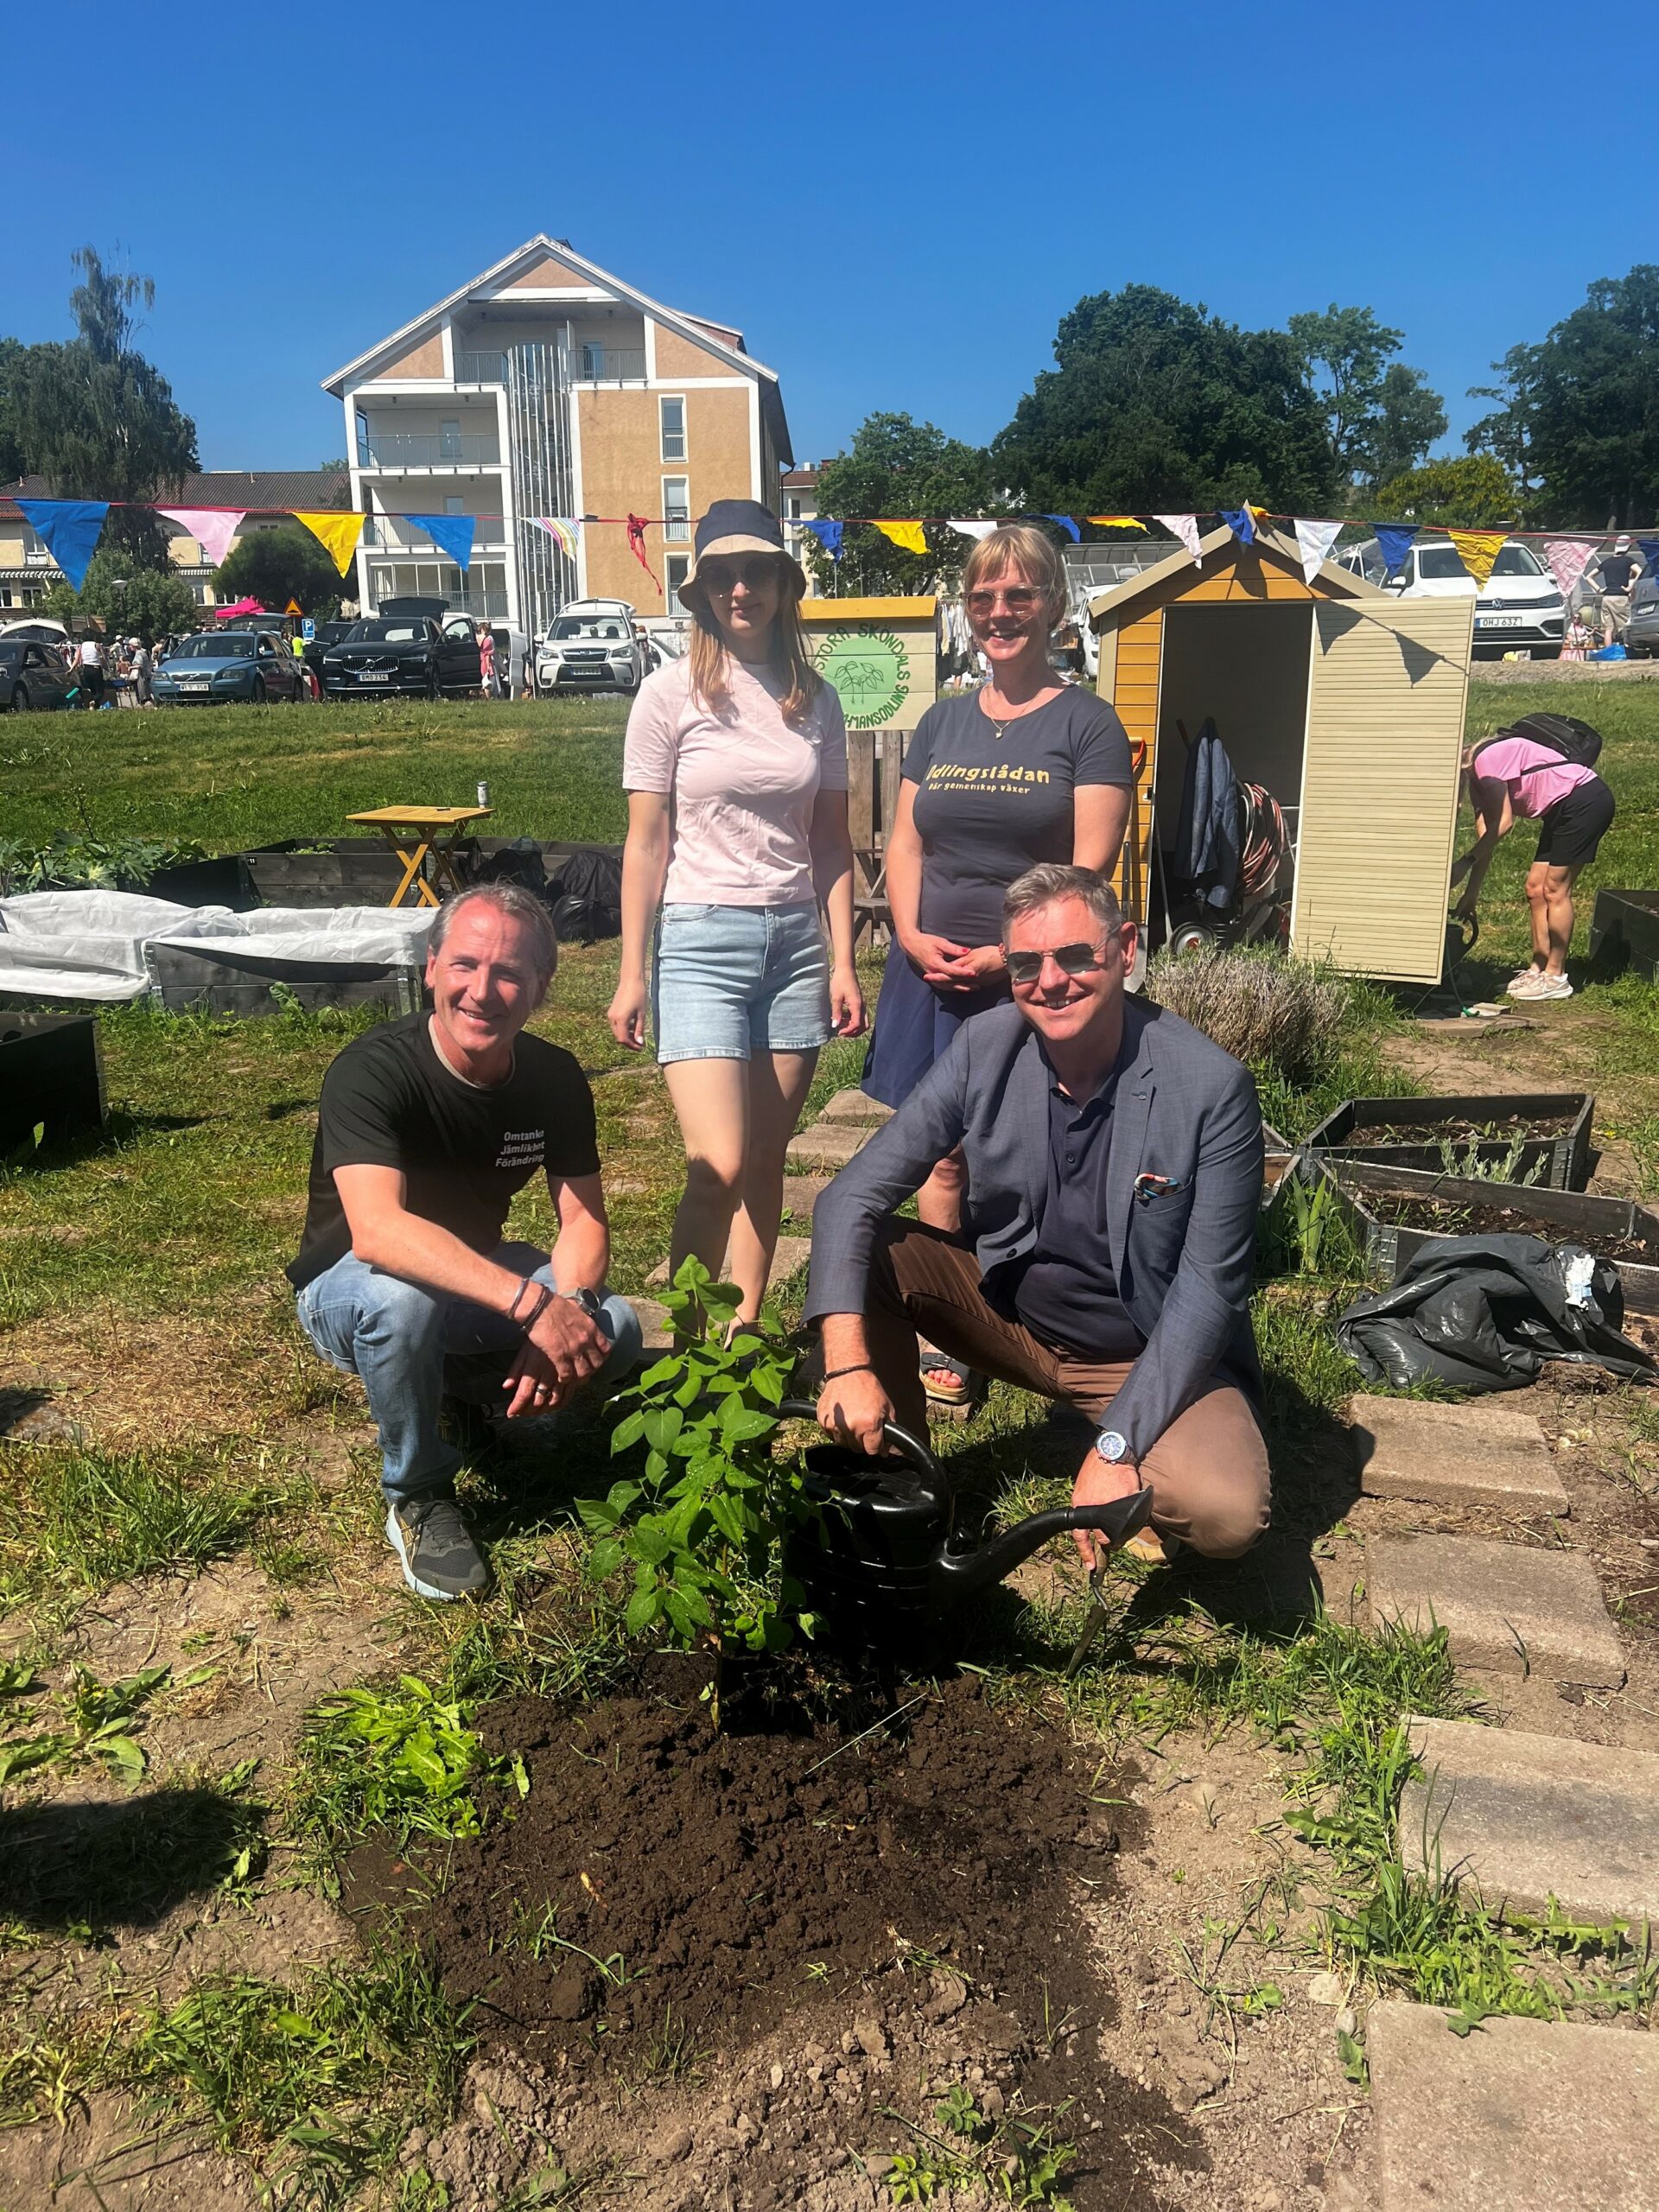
[801, 518, 842, 562]
[16, 498, 109, 592]
[1042, 514, 1082, 543]
[1638, 537, 1659, 580]
[1219, 507, 1255, 548]
[1375, 524, 1419, 580]
[407, 513, 476, 571]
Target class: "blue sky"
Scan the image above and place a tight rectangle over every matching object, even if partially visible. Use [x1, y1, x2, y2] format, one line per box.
[8, 0, 1655, 480]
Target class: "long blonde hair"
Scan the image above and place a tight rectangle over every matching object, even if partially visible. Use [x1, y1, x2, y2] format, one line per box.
[688, 559, 823, 727]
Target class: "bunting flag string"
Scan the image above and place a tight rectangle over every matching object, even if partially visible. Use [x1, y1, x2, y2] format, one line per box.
[1219, 507, 1255, 548]
[1375, 524, 1419, 580]
[294, 510, 366, 576]
[946, 519, 997, 541]
[626, 512, 660, 591]
[156, 506, 245, 570]
[1154, 514, 1202, 566]
[1042, 514, 1082, 543]
[1641, 537, 1659, 580]
[1445, 530, 1509, 591]
[16, 499, 109, 592]
[1086, 516, 1147, 530]
[799, 518, 843, 561]
[870, 519, 928, 556]
[1541, 537, 1598, 598]
[1294, 518, 1343, 585]
[405, 512, 475, 571]
[530, 518, 582, 559]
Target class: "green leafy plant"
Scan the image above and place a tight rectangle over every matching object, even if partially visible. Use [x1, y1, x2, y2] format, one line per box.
[579, 1257, 814, 1716]
[0, 1662, 187, 1789]
[296, 1675, 525, 1848]
[0, 830, 203, 893]
[1433, 1132, 1546, 1186]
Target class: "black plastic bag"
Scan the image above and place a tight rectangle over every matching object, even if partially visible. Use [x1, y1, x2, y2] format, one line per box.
[549, 848, 622, 943]
[1336, 1233, 1659, 1395]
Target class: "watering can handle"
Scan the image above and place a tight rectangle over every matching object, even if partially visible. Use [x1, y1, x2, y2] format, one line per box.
[779, 1397, 944, 1482]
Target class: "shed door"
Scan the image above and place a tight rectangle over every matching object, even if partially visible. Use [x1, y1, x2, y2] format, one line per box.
[1291, 595, 1475, 982]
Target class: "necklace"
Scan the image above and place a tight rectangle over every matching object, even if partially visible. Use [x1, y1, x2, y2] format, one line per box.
[980, 690, 1052, 745]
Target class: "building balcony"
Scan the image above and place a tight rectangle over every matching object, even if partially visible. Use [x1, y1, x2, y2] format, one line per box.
[575, 345, 645, 382]
[356, 432, 501, 468]
[454, 351, 508, 383]
[362, 518, 510, 554]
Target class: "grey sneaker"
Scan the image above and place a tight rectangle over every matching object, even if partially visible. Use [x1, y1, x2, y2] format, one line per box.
[386, 1496, 491, 1601]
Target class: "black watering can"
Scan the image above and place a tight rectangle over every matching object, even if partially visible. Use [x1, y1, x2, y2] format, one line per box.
[777, 1399, 1154, 1647]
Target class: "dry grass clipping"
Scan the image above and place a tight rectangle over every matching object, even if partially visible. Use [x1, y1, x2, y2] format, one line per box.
[1146, 946, 1357, 1079]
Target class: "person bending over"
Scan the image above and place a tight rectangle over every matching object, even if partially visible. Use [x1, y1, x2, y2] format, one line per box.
[809, 863, 1269, 1566]
[289, 882, 641, 1601]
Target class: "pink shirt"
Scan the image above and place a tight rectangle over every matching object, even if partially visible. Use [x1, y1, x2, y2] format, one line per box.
[1473, 735, 1598, 821]
[623, 656, 849, 907]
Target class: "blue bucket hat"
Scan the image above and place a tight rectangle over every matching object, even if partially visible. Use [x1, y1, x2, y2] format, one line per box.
[680, 499, 804, 613]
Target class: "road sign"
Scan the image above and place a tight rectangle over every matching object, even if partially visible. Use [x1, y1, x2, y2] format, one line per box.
[284, 598, 303, 616]
[301, 619, 315, 642]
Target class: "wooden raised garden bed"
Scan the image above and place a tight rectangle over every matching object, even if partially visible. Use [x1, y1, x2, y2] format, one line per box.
[1302, 1091, 1593, 1192]
[1589, 889, 1659, 983]
[1309, 1157, 1659, 1313]
[0, 1013, 106, 1151]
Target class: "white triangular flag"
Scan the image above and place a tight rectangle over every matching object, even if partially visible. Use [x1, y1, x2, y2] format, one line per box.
[946, 519, 997, 541]
[158, 506, 245, 570]
[1294, 518, 1342, 585]
[1154, 514, 1201, 566]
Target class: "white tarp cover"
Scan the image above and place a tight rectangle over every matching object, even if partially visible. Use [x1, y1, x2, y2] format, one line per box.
[0, 890, 435, 1002]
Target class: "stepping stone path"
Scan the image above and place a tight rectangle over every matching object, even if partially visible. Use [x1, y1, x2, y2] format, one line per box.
[1367, 1999, 1659, 2211]
[646, 1234, 813, 1295]
[1350, 1395, 1568, 1515]
[785, 1120, 874, 1170]
[817, 1090, 893, 1125]
[1400, 1716, 1659, 1927]
[1364, 1533, 1625, 1689]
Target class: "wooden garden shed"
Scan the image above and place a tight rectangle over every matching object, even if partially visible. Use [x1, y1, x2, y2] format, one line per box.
[1090, 524, 1475, 984]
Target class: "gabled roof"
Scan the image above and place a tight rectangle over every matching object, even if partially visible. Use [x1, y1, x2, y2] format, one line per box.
[1087, 521, 1390, 624]
[0, 469, 349, 523]
[321, 234, 791, 462]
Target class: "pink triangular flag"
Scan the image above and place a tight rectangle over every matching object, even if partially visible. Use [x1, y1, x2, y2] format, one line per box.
[1154, 514, 1201, 566]
[158, 507, 245, 570]
[1541, 537, 1597, 599]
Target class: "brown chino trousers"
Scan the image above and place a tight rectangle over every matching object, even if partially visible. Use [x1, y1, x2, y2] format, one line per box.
[863, 1220, 1271, 1560]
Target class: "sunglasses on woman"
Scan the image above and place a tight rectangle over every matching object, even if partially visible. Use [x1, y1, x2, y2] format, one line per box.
[1002, 939, 1118, 986]
[966, 586, 1042, 618]
[699, 557, 781, 593]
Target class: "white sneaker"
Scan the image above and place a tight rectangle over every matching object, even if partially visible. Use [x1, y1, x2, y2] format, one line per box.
[1528, 971, 1573, 1001]
[1506, 969, 1547, 997]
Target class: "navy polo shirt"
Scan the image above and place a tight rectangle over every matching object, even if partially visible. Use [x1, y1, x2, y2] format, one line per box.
[1006, 1039, 1145, 1359]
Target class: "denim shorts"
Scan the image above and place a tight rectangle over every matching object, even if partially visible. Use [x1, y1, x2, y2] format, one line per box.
[652, 901, 830, 1064]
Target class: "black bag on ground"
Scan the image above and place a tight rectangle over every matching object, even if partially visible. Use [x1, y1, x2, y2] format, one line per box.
[1335, 1233, 1657, 1395]
[1475, 713, 1603, 774]
[469, 837, 550, 898]
[548, 847, 622, 943]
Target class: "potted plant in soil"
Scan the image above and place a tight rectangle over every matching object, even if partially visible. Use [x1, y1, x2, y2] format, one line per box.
[579, 1259, 816, 1726]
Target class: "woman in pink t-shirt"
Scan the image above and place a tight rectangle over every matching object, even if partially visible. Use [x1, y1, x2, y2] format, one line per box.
[608, 501, 863, 1321]
[1451, 717, 1614, 1000]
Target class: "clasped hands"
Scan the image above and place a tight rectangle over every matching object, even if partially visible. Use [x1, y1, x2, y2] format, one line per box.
[503, 1293, 609, 1419]
[901, 931, 1007, 993]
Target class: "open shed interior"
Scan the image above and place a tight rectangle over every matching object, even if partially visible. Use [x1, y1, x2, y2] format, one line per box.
[1146, 601, 1312, 953]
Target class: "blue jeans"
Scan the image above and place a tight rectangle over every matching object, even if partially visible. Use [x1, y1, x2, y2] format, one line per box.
[295, 1241, 643, 1507]
[652, 901, 830, 1064]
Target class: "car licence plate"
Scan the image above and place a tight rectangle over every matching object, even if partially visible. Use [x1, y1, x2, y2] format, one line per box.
[179, 680, 209, 692]
[356, 671, 391, 682]
[1477, 615, 1523, 628]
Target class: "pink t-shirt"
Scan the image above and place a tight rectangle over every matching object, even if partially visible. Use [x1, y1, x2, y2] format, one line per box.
[623, 655, 849, 907]
[1472, 735, 1597, 820]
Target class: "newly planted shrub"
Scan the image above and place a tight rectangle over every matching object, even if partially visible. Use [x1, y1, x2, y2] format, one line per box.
[580, 1258, 816, 1696]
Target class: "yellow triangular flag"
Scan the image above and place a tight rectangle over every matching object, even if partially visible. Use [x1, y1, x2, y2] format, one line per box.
[1085, 516, 1147, 529]
[869, 519, 927, 556]
[1446, 529, 1508, 590]
[294, 510, 367, 576]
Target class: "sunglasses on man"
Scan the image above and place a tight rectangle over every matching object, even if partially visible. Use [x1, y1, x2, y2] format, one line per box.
[1001, 938, 1122, 986]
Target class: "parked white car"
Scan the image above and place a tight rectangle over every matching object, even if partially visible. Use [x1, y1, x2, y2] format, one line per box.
[536, 600, 646, 695]
[0, 615, 71, 650]
[1338, 537, 1565, 659]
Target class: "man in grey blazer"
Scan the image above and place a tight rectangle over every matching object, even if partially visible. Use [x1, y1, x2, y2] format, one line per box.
[808, 863, 1270, 1562]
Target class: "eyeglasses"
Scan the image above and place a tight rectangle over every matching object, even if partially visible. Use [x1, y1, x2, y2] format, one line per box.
[698, 557, 779, 593]
[966, 587, 1041, 618]
[1002, 939, 1116, 986]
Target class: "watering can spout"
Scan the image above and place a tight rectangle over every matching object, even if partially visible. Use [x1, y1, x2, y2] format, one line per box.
[928, 1490, 1156, 1604]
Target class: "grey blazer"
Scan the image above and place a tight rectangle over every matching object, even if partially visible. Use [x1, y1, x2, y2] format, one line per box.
[806, 996, 1264, 1463]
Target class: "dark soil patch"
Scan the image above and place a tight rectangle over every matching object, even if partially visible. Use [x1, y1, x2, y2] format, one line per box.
[1369, 1192, 1655, 1261]
[355, 1666, 1200, 2209]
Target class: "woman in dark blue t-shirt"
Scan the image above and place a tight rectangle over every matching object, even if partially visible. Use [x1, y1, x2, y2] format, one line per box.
[861, 523, 1133, 1401]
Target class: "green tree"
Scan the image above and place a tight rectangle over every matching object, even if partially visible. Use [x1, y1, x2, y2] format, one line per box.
[213, 524, 346, 618]
[1465, 265, 1659, 527]
[0, 338, 25, 484]
[316, 459, 353, 506]
[1288, 304, 1447, 493]
[6, 248, 199, 568]
[810, 412, 995, 594]
[44, 548, 199, 644]
[993, 284, 1338, 518]
[1372, 456, 1520, 529]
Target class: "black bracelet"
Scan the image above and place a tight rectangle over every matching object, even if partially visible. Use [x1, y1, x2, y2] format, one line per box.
[517, 1281, 555, 1332]
[820, 1363, 874, 1382]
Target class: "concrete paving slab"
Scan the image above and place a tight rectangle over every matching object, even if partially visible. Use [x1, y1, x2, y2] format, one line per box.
[634, 1299, 673, 1353]
[779, 1174, 833, 1223]
[817, 1090, 893, 1125]
[1368, 1999, 1659, 2211]
[786, 1123, 871, 1169]
[1365, 1535, 1624, 1689]
[1401, 1717, 1659, 1926]
[1351, 1395, 1568, 1515]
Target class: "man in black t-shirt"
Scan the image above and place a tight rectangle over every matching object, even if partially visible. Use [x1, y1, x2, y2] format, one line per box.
[1595, 537, 1643, 646]
[290, 882, 641, 1601]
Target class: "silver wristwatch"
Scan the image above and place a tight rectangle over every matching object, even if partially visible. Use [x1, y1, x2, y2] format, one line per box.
[1095, 1428, 1130, 1465]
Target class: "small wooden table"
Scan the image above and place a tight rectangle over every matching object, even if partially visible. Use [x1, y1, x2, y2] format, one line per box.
[346, 805, 493, 908]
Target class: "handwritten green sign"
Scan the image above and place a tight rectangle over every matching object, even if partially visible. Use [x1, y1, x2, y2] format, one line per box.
[810, 625, 912, 729]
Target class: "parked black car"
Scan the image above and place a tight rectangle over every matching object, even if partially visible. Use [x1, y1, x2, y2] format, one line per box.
[1626, 575, 1659, 659]
[302, 620, 356, 690]
[0, 638, 79, 712]
[321, 616, 482, 699]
